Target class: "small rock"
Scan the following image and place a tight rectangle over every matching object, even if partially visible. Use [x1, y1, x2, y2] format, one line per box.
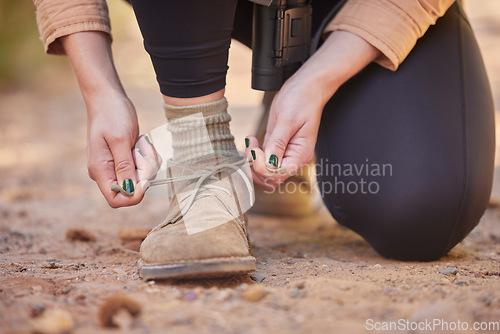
[122, 240, 141, 252]
[439, 267, 457, 275]
[10, 229, 27, 239]
[66, 228, 96, 242]
[215, 289, 232, 302]
[172, 316, 192, 325]
[42, 262, 62, 269]
[477, 294, 494, 306]
[383, 286, 394, 294]
[296, 282, 305, 290]
[98, 293, 141, 328]
[290, 288, 301, 298]
[182, 290, 197, 301]
[30, 302, 45, 318]
[250, 274, 265, 283]
[31, 308, 74, 334]
[74, 294, 86, 304]
[242, 285, 268, 302]
[119, 228, 150, 242]
[110, 268, 127, 276]
[111, 309, 136, 330]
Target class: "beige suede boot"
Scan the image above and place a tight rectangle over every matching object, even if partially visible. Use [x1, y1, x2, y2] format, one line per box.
[139, 155, 255, 279]
[138, 98, 255, 279]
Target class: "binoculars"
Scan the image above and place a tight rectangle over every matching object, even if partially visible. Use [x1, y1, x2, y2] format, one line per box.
[252, 0, 312, 91]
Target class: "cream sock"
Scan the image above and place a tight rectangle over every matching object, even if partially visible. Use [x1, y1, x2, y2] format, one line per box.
[164, 97, 238, 162]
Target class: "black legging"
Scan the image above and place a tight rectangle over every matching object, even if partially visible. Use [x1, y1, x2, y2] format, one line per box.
[130, 0, 337, 97]
[130, 0, 495, 261]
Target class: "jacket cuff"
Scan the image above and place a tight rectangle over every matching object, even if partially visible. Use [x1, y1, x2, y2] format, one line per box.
[324, 0, 454, 71]
[34, 0, 112, 55]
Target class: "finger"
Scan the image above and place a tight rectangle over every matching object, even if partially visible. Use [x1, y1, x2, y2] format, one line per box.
[136, 134, 162, 167]
[108, 139, 138, 195]
[133, 148, 158, 181]
[245, 136, 288, 185]
[263, 121, 296, 173]
[89, 157, 143, 208]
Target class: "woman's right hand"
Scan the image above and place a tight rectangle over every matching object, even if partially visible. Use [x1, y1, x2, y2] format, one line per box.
[61, 31, 149, 208]
[86, 91, 147, 207]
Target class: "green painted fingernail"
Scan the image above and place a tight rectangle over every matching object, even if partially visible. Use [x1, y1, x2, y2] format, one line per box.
[245, 138, 250, 148]
[144, 135, 152, 145]
[123, 179, 134, 194]
[269, 154, 278, 168]
[251, 150, 256, 160]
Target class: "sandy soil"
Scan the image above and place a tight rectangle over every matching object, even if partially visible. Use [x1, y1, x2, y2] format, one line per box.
[1, 1, 499, 333]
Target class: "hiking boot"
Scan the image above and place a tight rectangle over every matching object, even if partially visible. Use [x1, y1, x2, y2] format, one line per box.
[139, 155, 256, 279]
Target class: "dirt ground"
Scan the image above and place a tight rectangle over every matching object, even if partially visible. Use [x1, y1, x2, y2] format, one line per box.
[1, 1, 499, 333]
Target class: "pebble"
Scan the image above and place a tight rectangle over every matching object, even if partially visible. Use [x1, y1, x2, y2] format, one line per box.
[42, 262, 62, 269]
[242, 285, 268, 302]
[290, 288, 301, 299]
[250, 273, 265, 283]
[183, 290, 197, 301]
[172, 316, 192, 325]
[98, 293, 141, 328]
[31, 308, 74, 334]
[215, 289, 232, 302]
[439, 267, 458, 275]
[477, 294, 494, 306]
[383, 286, 394, 294]
[30, 302, 45, 318]
[296, 282, 305, 290]
[65, 228, 97, 242]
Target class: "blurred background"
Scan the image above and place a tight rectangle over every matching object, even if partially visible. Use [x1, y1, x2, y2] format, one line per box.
[0, 1, 499, 332]
[1, 0, 498, 199]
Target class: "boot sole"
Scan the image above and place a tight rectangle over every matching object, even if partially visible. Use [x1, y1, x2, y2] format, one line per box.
[138, 256, 256, 280]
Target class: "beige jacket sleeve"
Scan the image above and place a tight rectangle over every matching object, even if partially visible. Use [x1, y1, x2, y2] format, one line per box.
[34, 0, 455, 70]
[34, 0, 111, 55]
[325, 0, 456, 70]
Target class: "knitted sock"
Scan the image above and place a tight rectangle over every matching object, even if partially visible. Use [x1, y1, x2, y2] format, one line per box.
[164, 97, 238, 162]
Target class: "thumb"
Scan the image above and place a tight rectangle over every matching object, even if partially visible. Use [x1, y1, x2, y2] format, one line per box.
[263, 124, 295, 171]
[109, 140, 137, 195]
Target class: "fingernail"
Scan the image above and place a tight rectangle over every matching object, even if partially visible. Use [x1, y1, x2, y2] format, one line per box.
[123, 179, 134, 194]
[144, 135, 152, 145]
[245, 138, 250, 148]
[269, 154, 278, 168]
[251, 150, 256, 160]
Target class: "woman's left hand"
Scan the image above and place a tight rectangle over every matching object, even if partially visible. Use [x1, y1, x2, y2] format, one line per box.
[246, 31, 381, 188]
[246, 70, 326, 189]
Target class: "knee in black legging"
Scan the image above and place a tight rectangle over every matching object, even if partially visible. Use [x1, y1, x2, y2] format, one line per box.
[318, 170, 488, 261]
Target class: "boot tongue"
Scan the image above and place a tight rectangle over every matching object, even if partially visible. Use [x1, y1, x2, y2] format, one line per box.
[159, 155, 236, 227]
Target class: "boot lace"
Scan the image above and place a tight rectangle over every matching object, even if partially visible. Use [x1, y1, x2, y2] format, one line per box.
[148, 157, 254, 233]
